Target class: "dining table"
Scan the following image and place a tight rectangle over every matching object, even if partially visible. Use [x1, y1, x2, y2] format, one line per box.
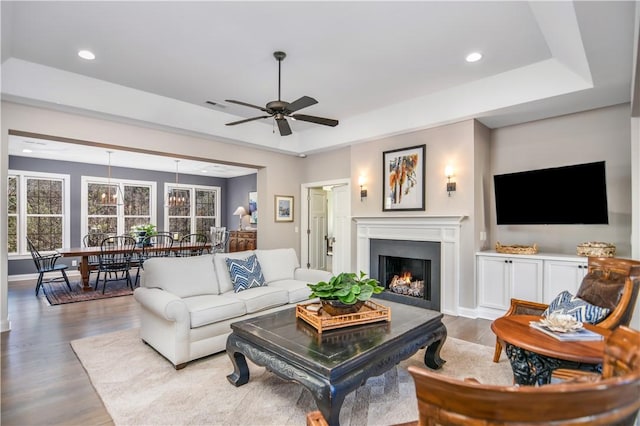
[58, 243, 212, 291]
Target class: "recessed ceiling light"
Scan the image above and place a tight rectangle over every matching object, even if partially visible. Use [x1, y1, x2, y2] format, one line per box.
[78, 50, 96, 60]
[466, 52, 482, 63]
[22, 148, 33, 153]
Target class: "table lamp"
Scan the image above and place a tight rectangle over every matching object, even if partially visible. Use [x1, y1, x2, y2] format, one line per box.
[233, 206, 247, 230]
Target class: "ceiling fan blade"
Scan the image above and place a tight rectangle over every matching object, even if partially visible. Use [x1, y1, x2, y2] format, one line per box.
[287, 96, 318, 113]
[225, 99, 271, 113]
[292, 114, 339, 127]
[277, 118, 292, 136]
[226, 116, 270, 126]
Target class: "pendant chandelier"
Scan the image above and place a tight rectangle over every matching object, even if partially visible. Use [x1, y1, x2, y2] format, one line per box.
[99, 151, 121, 206]
[167, 160, 189, 207]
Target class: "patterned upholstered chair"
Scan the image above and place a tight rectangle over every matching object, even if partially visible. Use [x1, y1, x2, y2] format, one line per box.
[493, 257, 640, 362]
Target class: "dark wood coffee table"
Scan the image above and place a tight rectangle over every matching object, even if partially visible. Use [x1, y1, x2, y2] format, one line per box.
[492, 315, 609, 385]
[226, 299, 447, 426]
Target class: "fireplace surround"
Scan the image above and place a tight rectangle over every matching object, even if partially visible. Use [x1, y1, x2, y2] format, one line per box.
[355, 216, 464, 316]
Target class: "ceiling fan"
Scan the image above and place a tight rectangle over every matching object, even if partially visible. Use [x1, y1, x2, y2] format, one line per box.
[219, 51, 339, 136]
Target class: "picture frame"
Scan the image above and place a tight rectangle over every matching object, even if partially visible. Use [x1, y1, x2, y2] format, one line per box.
[382, 144, 426, 211]
[248, 191, 258, 224]
[274, 195, 294, 222]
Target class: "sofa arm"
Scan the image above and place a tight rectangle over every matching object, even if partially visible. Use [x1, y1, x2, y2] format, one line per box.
[294, 268, 332, 284]
[133, 287, 189, 323]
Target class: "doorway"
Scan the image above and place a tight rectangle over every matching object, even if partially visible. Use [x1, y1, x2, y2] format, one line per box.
[300, 179, 351, 274]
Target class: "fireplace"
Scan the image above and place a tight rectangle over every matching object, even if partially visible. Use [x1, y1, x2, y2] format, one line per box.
[355, 216, 463, 316]
[370, 239, 441, 310]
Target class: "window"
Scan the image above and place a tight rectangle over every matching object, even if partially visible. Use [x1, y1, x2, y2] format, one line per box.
[82, 177, 156, 236]
[8, 170, 70, 255]
[165, 184, 220, 238]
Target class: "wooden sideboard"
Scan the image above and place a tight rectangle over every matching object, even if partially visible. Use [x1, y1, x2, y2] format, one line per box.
[229, 230, 257, 252]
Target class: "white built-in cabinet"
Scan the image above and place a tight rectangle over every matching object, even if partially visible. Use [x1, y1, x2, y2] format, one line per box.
[476, 251, 588, 320]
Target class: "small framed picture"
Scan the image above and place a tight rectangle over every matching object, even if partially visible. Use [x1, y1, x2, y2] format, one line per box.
[383, 144, 426, 211]
[274, 195, 294, 222]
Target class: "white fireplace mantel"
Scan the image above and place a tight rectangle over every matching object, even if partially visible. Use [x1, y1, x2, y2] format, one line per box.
[354, 216, 465, 316]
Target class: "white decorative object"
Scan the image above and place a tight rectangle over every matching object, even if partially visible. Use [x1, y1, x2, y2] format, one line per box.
[537, 313, 583, 333]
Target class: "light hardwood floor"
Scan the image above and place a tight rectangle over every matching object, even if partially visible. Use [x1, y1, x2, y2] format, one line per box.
[1, 278, 496, 425]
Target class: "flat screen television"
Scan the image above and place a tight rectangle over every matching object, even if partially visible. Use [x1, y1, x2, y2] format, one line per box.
[493, 161, 609, 225]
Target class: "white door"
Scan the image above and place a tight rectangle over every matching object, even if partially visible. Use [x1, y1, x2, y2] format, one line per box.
[331, 185, 351, 274]
[308, 188, 327, 270]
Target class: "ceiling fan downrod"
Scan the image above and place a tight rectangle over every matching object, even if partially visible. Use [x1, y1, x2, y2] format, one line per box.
[274, 51, 286, 102]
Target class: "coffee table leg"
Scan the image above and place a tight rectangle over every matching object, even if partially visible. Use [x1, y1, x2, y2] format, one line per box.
[226, 335, 250, 386]
[424, 325, 447, 369]
[314, 389, 345, 426]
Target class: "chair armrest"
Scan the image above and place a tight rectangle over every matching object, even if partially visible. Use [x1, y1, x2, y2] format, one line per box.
[294, 268, 332, 283]
[503, 298, 548, 317]
[133, 287, 189, 322]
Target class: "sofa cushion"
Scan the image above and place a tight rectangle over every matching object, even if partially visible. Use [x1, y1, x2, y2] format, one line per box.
[255, 248, 299, 283]
[221, 286, 289, 313]
[182, 294, 246, 328]
[143, 255, 219, 297]
[226, 254, 266, 293]
[576, 271, 626, 311]
[214, 251, 254, 294]
[543, 290, 611, 324]
[268, 279, 312, 303]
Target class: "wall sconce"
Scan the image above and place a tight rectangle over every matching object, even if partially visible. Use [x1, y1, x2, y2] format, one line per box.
[358, 175, 368, 201]
[233, 206, 247, 230]
[445, 165, 456, 197]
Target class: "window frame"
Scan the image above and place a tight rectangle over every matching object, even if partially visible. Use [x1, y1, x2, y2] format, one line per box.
[81, 176, 157, 237]
[8, 169, 71, 258]
[163, 183, 221, 236]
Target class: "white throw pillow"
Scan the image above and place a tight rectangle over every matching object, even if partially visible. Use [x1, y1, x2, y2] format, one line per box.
[254, 248, 299, 283]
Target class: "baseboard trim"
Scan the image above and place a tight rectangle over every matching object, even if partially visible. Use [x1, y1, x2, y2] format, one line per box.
[9, 271, 81, 282]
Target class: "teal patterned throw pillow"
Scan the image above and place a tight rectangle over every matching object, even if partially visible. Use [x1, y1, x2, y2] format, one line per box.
[225, 255, 266, 293]
[543, 290, 610, 324]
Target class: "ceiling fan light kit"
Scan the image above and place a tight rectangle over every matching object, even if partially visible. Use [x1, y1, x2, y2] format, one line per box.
[221, 51, 338, 136]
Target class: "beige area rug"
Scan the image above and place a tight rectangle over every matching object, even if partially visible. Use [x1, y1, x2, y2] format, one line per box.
[71, 328, 513, 426]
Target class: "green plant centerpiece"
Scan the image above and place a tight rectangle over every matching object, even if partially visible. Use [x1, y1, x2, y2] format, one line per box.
[130, 223, 157, 246]
[307, 271, 385, 316]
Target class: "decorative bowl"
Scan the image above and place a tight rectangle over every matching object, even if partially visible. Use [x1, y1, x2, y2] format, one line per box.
[538, 313, 583, 333]
[320, 299, 365, 316]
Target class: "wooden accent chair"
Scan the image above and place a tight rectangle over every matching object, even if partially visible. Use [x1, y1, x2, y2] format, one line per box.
[406, 326, 640, 426]
[493, 256, 640, 362]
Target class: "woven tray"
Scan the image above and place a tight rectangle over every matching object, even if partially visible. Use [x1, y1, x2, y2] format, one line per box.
[296, 300, 391, 333]
[577, 242, 616, 257]
[495, 242, 538, 255]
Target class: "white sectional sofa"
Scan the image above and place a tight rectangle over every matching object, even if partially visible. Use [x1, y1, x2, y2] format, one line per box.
[133, 248, 331, 369]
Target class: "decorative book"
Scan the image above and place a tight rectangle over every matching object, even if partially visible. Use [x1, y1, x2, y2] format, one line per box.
[529, 321, 603, 342]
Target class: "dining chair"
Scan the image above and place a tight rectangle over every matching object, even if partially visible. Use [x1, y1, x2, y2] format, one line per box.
[176, 233, 208, 257]
[27, 237, 72, 296]
[211, 229, 230, 253]
[82, 232, 115, 284]
[134, 234, 174, 285]
[97, 235, 136, 294]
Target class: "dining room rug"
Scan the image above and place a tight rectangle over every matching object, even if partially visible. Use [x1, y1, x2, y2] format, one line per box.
[71, 328, 513, 426]
[43, 278, 134, 305]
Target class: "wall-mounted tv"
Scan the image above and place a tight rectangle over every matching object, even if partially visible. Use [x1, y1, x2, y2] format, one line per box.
[493, 161, 609, 225]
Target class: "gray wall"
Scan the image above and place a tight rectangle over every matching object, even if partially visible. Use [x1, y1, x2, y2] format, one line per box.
[227, 174, 257, 231]
[9, 156, 256, 275]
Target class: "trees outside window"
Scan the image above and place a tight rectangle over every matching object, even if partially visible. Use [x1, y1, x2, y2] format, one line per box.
[83, 177, 156, 237]
[8, 171, 70, 253]
[166, 185, 219, 238]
